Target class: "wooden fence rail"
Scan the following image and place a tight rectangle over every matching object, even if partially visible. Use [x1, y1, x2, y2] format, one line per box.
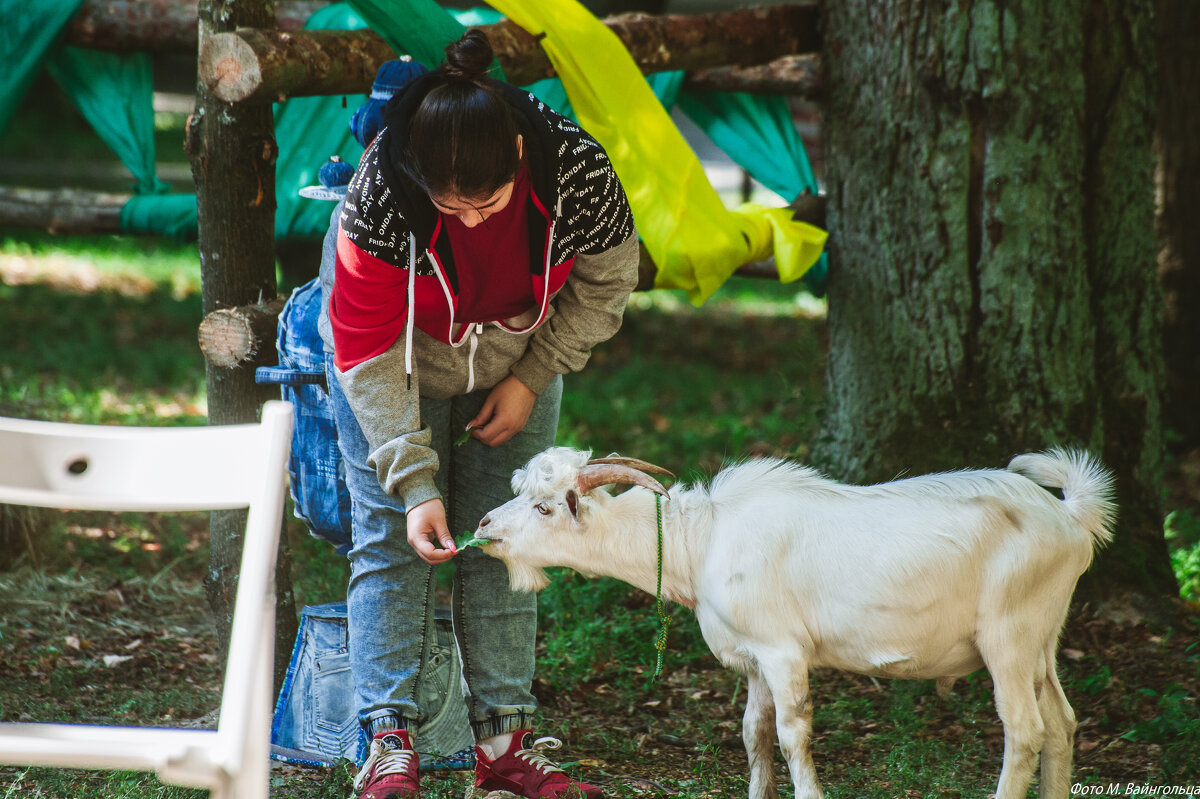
[201, 4, 820, 102]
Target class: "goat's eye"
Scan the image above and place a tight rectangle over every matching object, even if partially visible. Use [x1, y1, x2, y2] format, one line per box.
[535, 503, 552, 516]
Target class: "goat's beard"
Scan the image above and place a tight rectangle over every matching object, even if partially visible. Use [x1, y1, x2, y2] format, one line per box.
[501, 560, 551, 592]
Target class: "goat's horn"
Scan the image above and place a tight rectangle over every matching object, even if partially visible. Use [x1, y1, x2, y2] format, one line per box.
[585, 456, 675, 478]
[576, 464, 670, 497]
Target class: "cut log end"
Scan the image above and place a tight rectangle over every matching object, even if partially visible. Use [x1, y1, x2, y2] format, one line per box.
[198, 310, 259, 368]
[200, 34, 262, 103]
[198, 298, 285, 368]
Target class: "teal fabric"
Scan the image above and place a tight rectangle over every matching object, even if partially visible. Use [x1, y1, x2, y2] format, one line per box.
[273, 3, 369, 240]
[0, 0, 85, 134]
[678, 91, 816, 203]
[346, 0, 473, 71]
[119, 193, 199, 241]
[46, 47, 168, 194]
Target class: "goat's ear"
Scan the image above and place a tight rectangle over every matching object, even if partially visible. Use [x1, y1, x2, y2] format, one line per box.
[566, 489, 580, 520]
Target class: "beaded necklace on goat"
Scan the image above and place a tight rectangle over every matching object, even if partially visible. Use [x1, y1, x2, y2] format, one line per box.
[653, 493, 671, 678]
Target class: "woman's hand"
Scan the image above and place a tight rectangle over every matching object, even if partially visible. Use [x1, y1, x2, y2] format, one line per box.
[468, 375, 537, 447]
[405, 498, 457, 564]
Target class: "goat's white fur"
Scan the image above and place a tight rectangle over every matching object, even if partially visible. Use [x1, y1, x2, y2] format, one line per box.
[478, 447, 1116, 799]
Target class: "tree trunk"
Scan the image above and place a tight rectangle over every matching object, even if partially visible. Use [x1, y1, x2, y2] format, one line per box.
[818, 0, 1175, 615]
[186, 0, 298, 693]
[200, 3, 821, 103]
[66, 0, 329, 52]
[1156, 0, 1200, 454]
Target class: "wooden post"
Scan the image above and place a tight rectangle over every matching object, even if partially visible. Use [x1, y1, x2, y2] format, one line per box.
[185, 0, 298, 692]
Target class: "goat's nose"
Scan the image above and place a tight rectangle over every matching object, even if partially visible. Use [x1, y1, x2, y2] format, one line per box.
[478, 515, 491, 528]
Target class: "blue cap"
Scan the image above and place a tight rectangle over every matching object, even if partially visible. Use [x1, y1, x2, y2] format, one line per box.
[299, 156, 355, 201]
[349, 58, 430, 148]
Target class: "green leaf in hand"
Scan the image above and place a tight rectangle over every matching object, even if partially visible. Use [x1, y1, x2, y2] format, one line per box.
[454, 426, 473, 447]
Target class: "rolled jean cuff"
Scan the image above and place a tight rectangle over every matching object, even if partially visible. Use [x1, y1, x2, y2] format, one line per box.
[363, 709, 419, 738]
[470, 707, 538, 740]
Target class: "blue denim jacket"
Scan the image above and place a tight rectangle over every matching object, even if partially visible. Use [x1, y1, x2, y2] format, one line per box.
[256, 278, 354, 555]
[270, 603, 474, 768]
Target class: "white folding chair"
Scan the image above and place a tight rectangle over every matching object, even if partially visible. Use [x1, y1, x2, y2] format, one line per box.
[0, 400, 293, 799]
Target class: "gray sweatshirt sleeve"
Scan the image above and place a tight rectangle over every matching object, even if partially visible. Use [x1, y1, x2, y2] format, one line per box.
[509, 230, 640, 394]
[319, 205, 441, 511]
[332, 349, 441, 511]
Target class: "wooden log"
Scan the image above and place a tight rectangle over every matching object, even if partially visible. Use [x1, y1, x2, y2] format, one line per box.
[198, 297, 287, 368]
[200, 3, 821, 104]
[684, 54, 822, 98]
[66, 0, 329, 53]
[0, 186, 128, 234]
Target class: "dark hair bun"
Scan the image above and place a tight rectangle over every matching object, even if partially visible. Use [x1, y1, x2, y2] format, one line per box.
[443, 29, 493, 81]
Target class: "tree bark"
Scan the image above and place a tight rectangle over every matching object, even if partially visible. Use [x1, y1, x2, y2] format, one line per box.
[66, 0, 329, 52]
[1156, 0, 1200, 454]
[186, 0, 297, 692]
[200, 3, 821, 103]
[0, 187, 126, 234]
[818, 0, 1175, 615]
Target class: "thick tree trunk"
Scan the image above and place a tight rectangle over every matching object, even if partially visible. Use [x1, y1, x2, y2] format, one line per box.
[66, 0, 329, 52]
[818, 1, 1175, 614]
[200, 4, 821, 103]
[1156, 0, 1200, 453]
[186, 0, 298, 692]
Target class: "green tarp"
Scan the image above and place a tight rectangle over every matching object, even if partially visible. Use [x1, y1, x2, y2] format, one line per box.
[0, 0, 84, 134]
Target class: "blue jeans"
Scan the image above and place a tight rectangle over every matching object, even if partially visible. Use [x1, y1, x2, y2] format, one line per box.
[327, 362, 562, 741]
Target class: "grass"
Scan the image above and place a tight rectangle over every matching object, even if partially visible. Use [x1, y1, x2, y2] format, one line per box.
[3, 231, 1199, 797]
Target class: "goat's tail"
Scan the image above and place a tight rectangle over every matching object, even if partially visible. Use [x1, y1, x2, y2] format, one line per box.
[1007, 448, 1117, 546]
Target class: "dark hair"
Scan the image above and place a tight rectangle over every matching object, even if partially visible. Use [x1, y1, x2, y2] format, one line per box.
[404, 30, 521, 201]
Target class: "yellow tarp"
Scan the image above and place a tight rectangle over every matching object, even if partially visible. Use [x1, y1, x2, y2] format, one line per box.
[485, 0, 827, 305]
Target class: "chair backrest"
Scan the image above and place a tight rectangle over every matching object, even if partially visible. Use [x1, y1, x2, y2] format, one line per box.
[0, 401, 293, 797]
[0, 403, 293, 512]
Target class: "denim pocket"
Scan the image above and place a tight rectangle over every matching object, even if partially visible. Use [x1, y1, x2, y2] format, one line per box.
[311, 648, 358, 755]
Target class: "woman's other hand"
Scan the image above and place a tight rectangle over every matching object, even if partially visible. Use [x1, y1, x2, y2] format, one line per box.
[468, 375, 536, 446]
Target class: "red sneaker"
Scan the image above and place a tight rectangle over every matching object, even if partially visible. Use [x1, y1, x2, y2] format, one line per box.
[353, 728, 421, 799]
[471, 730, 603, 798]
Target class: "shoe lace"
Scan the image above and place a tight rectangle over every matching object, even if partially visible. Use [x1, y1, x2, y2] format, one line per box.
[513, 735, 566, 776]
[353, 735, 415, 791]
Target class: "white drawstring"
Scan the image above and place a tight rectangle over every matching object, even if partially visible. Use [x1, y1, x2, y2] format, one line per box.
[405, 233, 417, 390]
[466, 323, 482, 393]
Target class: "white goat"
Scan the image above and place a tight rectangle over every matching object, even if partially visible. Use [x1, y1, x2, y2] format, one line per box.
[474, 448, 1117, 799]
